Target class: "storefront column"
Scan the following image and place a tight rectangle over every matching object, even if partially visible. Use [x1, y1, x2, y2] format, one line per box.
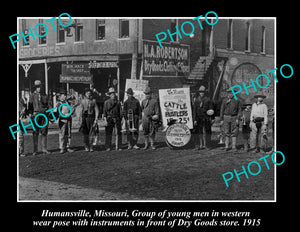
[117, 65, 120, 98]
[44, 61, 48, 94]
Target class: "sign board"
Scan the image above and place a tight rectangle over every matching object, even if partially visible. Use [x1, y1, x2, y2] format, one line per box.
[159, 88, 193, 129]
[61, 63, 91, 76]
[143, 40, 190, 77]
[59, 75, 93, 84]
[60, 63, 92, 84]
[124, 79, 149, 103]
[165, 123, 191, 148]
[19, 45, 61, 58]
[88, 61, 118, 68]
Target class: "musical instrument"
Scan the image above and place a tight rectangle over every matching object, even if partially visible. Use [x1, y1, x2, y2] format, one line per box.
[127, 109, 137, 132]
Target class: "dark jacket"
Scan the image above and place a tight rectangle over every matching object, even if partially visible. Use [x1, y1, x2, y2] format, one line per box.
[123, 96, 141, 119]
[141, 98, 160, 119]
[193, 96, 213, 121]
[220, 97, 242, 120]
[103, 98, 122, 118]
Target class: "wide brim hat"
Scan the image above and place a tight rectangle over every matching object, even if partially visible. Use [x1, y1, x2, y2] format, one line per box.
[144, 86, 152, 94]
[106, 87, 116, 95]
[59, 88, 67, 95]
[198, 85, 207, 92]
[84, 88, 92, 94]
[254, 94, 266, 99]
[243, 98, 253, 106]
[34, 80, 43, 86]
[126, 88, 134, 95]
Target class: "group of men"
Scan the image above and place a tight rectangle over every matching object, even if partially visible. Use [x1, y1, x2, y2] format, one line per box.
[192, 85, 271, 153]
[19, 80, 272, 156]
[19, 80, 161, 156]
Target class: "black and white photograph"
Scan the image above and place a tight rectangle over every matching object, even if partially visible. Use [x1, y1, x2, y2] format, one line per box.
[16, 16, 276, 201]
[6, 5, 297, 232]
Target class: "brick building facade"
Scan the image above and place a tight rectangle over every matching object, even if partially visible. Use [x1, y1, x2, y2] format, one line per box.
[18, 17, 275, 108]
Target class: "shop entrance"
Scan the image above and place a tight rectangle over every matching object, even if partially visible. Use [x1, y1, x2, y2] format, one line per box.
[91, 68, 117, 114]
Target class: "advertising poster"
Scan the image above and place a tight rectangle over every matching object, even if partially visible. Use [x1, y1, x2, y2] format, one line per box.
[123, 79, 149, 103]
[6, 6, 297, 232]
[159, 88, 193, 129]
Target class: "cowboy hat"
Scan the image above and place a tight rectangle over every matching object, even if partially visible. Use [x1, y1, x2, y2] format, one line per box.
[243, 98, 253, 106]
[198, 85, 206, 92]
[34, 80, 42, 86]
[106, 87, 116, 95]
[254, 94, 266, 99]
[144, 86, 152, 94]
[126, 88, 134, 95]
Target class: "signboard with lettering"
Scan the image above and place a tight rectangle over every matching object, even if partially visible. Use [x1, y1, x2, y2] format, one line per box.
[143, 40, 190, 77]
[62, 63, 91, 76]
[88, 61, 118, 68]
[60, 63, 92, 83]
[159, 88, 193, 129]
[59, 75, 93, 84]
[165, 123, 191, 148]
[19, 45, 61, 58]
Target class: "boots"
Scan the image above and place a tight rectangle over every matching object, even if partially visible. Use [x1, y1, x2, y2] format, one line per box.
[231, 137, 237, 151]
[32, 133, 38, 155]
[143, 136, 149, 150]
[41, 135, 51, 155]
[244, 142, 249, 152]
[149, 136, 156, 150]
[224, 136, 230, 151]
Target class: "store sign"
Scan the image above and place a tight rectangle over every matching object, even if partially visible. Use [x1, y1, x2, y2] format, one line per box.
[143, 40, 190, 77]
[19, 45, 61, 58]
[60, 63, 92, 83]
[165, 123, 191, 148]
[159, 88, 193, 129]
[88, 61, 118, 68]
[59, 75, 93, 84]
[124, 79, 149, 103]
[62, 63, 91, 76]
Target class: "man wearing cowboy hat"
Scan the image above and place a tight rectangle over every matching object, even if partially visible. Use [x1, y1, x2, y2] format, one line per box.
[28, 80, 52, 155]
[193, 85, 214, 150]
[241, 98, 253, 152]
[250, 92, 268, 153]
[79, 88, 99, 152]
[103, 87, 122, 151]
[56, 88, 76, 154]
[220, 88, 242, 151]
[141, 86, 160, 150]
[123, 88, 141, 149]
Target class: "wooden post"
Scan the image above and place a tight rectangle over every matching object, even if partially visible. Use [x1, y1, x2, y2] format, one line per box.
[117, 64, 120, 99]
[44, 61, 48, 94]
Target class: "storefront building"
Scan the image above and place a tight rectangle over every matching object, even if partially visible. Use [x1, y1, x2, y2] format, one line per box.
[18, 18, 275, 108]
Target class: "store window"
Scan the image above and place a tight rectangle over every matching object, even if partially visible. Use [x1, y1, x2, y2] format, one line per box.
[75, 19, 83, 42]
[57, 20, 65, 43]
[261, 26, 266, 54]
[96, 19, 105, 40]
[227, 19, 233, 49]
[245, 21, 251, 52]
[119, 19, 129, 38]
[38, 19, 47, 45]
[21, 19, 30, 46]
[170, 19, 179, 42]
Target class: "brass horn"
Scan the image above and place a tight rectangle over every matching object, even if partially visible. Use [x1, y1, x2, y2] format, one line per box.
[128, 109, 137, 132]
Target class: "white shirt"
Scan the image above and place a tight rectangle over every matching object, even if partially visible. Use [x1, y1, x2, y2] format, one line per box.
[250, 102, 268, 124]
